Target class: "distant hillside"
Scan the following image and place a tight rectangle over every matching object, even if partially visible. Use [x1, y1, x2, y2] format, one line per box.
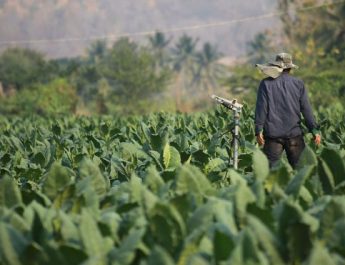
[0, 0, 278, 58]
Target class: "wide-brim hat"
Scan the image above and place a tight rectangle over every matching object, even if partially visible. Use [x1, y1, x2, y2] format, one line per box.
[256, 53, 298, 79]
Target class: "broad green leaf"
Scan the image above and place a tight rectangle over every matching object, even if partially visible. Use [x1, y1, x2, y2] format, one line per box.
[0, 176, 22, 208]
[53, 184, 76, 210]
[238, 153, 252, 169]
[177, 243, 199, 265]
[191, 150, 210, 165]
[79, 209, 112, 258]
[187, 198, 237, 235]
[59, 211, 80, 243]
[204, 158, 226, 174]
[320, 148, 345, 186]
[59, 245, 88, 265]
[148, 150, 163, 170]
[247, 215, 285, 265]
[163, 143, 181, 169]
[149, 202, 186, 250]
[319, 197, 345, 241]
[183, 255, 209, 265]
[285, 166, 314, 199]
[275, 199, 318, 262]
[299, 186, 313, 205]
[43, 162, 71, 200]
[142, 187, 158, 213]
[213, 225, 235, 263]
[252, 149, 269, 181]
[110, 228, 145, 265]
[306, 241, 336, 265]
[75, 181, 100, 213]
[143, 166, 164, 193]
[10, 136, 24, 154]
[264, 160, 292, 192]
[318, 158, 335, 194]
[226, 229, 268, 265]
[241, 229, 269, 265]
[146, 246, 175, 265]
[227, 170, 256, 216]
[150, 132, 169, 153]
[297, 145, 317, 168]
[79, 159, 109, 196]
[140, 122, 151, 143]
[121, 142, 148, 160]
[251, 180, 266, 208]
[99, 212, 121, 242]
[0, 208, 29, 233]
[326, 219, 345, 256]
[175, 165, 214, 196]
[0, 222, 28, 265]
[128, 175, 142, 203]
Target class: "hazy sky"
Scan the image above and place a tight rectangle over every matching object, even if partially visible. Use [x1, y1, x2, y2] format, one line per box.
[0, 0, 279, 58]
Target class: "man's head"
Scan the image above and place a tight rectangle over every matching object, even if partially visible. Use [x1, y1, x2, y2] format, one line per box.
[256, 52, 298, 78]
[270, 53, 298, 70]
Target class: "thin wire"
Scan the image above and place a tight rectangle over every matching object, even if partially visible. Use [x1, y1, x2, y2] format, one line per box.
[0, 0, 344, 46]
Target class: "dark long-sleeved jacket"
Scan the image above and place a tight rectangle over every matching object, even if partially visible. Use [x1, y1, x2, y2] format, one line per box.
[255, 72, 318, 138]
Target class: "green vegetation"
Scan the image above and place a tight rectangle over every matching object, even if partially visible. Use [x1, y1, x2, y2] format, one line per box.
[227, 1, 345, 108]
[0, 35, 224, 116]
[1, 79, 77, 116]
[1, 1, 344, 116]
[0, 1, 345, 264]
[0, 48, 51, 90]
[0, 107, 345, 264]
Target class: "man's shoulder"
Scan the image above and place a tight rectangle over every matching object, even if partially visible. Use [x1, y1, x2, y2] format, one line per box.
[260, 77, 274, 86]
[262, 77, 274, 82]
[283, 74, 304, 85]
[260, 74, 304, 87]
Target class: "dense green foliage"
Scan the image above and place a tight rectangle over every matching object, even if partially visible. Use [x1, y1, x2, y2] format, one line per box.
[1, 2, 345, 264]
[0, 48, 51, 90]
[227, 1, 345, 108]
[0, 79, 78, 116]
[0, 106, 345, 265]
[0, 35, 224, 116]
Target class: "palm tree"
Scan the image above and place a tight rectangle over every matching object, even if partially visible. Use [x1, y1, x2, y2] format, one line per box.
[88, 40, 107, 64]
[171, 35, 198, 110]
[193, 42, 225, 96]
[148, 31, 171, 68]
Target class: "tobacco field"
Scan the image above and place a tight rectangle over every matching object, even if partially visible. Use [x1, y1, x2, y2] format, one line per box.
[1, 105, 345, 265]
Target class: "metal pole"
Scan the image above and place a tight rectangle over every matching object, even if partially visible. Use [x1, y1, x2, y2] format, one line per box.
[233, 110, 240, 170]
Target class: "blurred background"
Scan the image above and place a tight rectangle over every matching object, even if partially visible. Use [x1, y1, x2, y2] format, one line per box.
[0, 0, 344, 116]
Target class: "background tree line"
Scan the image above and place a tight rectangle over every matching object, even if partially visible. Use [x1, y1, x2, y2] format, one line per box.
[0, 34, 225, 116]
[0, 0, 344, 116]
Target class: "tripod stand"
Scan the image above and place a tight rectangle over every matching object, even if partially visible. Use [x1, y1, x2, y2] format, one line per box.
[211, 95, 243, 170]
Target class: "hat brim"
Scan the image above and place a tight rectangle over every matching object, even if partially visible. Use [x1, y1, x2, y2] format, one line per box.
[256, 64, 283, 79]
[269, 61, 299, 69]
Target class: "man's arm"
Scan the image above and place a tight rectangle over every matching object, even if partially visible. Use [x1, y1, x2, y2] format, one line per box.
[300, 82, 321, 145]
[255, 81, 268, 145]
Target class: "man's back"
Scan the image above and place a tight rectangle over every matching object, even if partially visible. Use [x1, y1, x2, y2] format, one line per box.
[254, 53, 320, 168]
[255, 72, 317, 138]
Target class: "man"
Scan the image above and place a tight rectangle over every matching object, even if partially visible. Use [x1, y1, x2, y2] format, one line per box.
[255, 53, 321, 168]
